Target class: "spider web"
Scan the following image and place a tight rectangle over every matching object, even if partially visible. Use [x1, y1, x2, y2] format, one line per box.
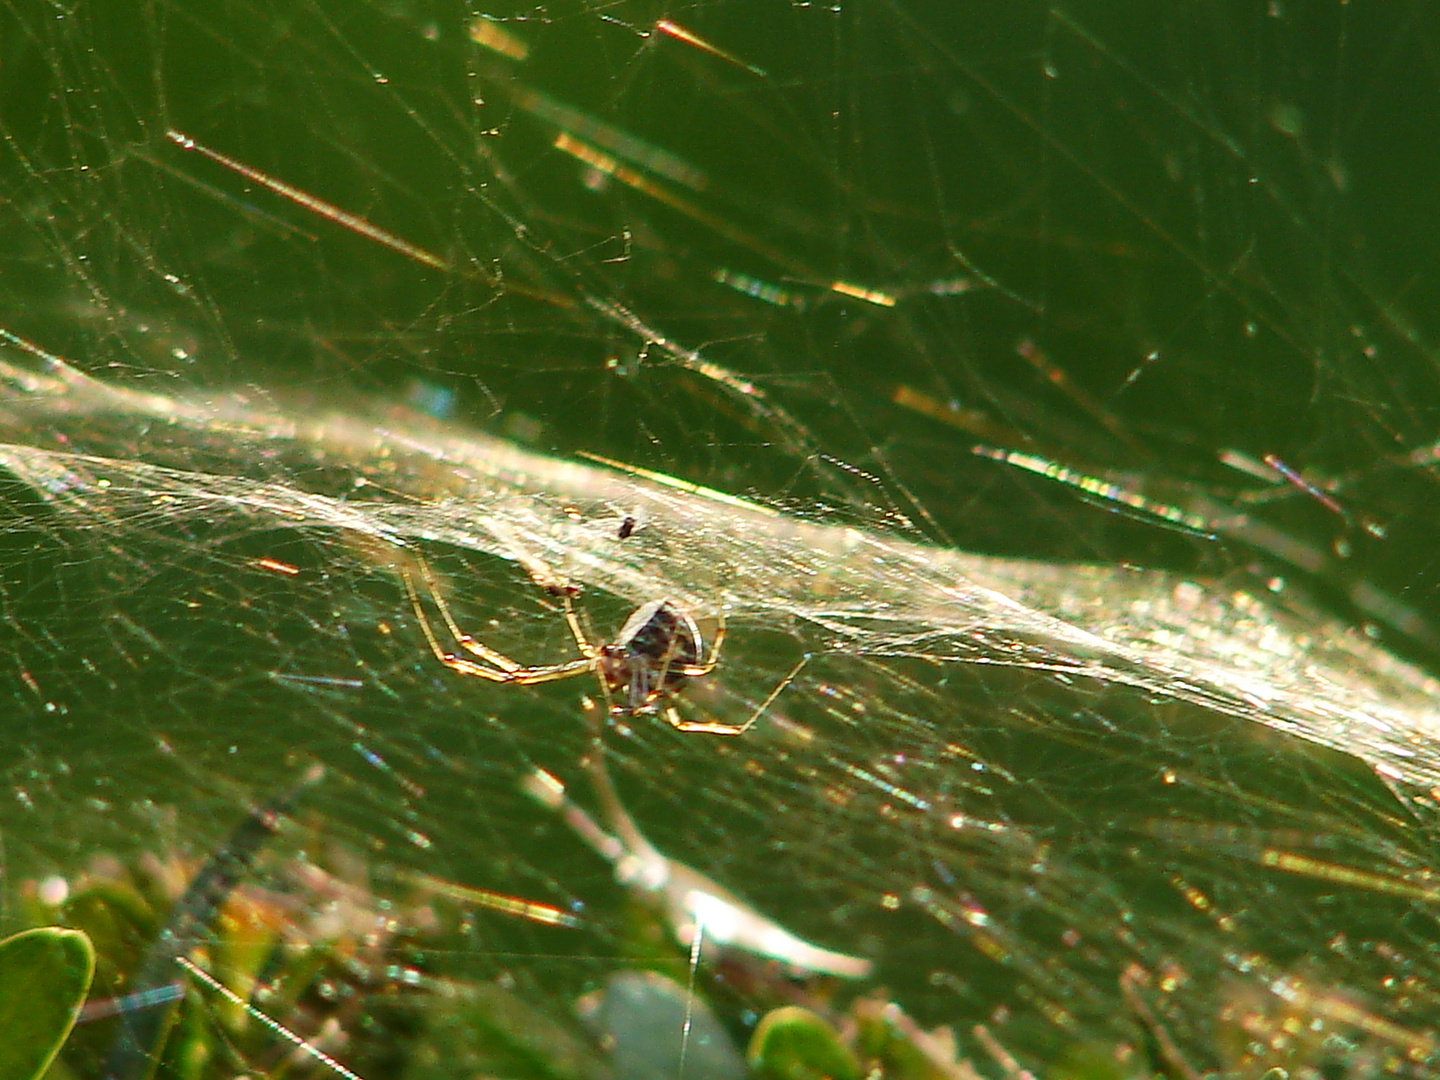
[4, 0, 1440, 1076]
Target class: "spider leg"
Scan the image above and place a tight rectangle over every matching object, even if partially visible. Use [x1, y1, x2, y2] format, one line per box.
[558, 589, 600, 660]
[665, 708, 754, 736]
[422, 652, 592, 685]
[402, 557, 527, 673]
[402, 558, 597, 685]
[661, 653, 809, 736]
[503, 658, 603, 685]
[674, 610, 726, 677]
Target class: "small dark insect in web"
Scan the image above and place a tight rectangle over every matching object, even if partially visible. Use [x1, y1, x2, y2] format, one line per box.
[618, 515, 637, 539]
[402, 556, 771, 734]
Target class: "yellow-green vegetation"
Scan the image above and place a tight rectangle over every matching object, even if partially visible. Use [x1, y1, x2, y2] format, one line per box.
[0, 927, 95, 1080]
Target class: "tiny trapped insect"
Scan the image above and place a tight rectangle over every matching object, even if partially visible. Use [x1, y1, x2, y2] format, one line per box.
[402, 556, 762, 734]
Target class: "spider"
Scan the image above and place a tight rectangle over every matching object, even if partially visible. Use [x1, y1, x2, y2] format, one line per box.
[401, 557, 758, 734]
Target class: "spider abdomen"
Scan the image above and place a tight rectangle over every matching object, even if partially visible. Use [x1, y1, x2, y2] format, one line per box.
[601, 600, 705, 711]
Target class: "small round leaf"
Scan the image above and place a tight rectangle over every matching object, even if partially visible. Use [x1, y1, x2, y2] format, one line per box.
[748, 1006, 861, 1080]
[0, 927, 96, 1080]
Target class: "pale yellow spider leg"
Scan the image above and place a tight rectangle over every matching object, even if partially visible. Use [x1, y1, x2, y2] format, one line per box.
[402, 557, 599, 687]
[675, 611, 725, 677]
[402, 556, 529, 673]
[502, 657, 604, 685]
[557, 590, 600, 660]
[665, 708, 748, 736]
[666, 652, 809, 736]
[648, 607, 725, 690]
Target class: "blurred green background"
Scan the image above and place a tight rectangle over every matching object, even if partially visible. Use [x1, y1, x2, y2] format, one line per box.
[4, 1, 1440, 1076]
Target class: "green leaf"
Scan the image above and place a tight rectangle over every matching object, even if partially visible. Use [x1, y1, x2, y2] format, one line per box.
[0, 927, 96, 1080]
[747, 1006, 861, 1080]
